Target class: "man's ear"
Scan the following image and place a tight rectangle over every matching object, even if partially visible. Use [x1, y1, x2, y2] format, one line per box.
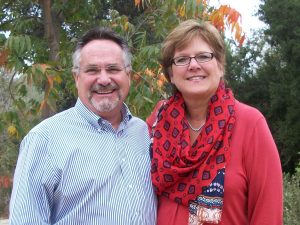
[128, 71, 132, 86]
[73, 73, 79, 89]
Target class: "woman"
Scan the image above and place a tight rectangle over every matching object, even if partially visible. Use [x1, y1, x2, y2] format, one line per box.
[147, 20, 283, 225]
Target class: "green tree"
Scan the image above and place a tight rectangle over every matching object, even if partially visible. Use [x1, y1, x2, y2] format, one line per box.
[225, 30, 268, 112]
[226, 0, 300, 173]
[258, 0, 300, 172]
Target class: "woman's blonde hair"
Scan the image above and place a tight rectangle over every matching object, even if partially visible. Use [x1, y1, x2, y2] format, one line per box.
[161, 19, 226, 82]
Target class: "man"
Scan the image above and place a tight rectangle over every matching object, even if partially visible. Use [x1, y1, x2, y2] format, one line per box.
[9, 27, 157, 225]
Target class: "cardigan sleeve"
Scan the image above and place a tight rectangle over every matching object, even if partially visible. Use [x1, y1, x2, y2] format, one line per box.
[244, 117, 283, 225]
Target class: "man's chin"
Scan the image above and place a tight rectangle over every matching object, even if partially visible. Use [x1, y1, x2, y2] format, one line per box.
[90, 99, 119, 113]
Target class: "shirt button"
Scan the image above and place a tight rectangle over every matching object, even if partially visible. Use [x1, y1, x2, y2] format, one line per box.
[122, 158, 126, 162]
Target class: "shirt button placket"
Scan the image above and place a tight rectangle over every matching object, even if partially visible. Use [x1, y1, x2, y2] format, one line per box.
[115, 132, 139, 220]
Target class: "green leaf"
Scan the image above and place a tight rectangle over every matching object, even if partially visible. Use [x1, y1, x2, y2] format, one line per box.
[18, 84, 28, 97]
[142, 96, 154, 103]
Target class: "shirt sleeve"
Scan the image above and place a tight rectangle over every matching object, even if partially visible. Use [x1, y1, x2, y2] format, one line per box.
[9, 131, 57, 225]
[245, 117, 283, 225]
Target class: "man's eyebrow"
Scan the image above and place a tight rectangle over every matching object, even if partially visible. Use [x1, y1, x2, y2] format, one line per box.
[106, 63, 120, 67]
[84, 64, 98, 68]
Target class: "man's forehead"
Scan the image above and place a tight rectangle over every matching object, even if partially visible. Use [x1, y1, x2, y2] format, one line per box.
[80, 43, 124, 66]
[83, 63, 122, 68]
[82, 39, 122, 51]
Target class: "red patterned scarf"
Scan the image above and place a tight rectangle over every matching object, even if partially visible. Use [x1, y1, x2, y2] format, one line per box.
[150, 81, 236, 223]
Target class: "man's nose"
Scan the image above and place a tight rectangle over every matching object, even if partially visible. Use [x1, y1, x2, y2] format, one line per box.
[96, 70, 111, 85]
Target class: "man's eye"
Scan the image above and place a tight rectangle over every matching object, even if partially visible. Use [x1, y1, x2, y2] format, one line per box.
[107, 67, 122, 73]
[85, 68, 98, 74]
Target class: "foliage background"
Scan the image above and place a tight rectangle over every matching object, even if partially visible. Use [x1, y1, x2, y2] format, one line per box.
[0, 0, 299, 223]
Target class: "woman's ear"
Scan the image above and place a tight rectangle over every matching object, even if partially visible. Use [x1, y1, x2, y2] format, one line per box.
[168, 68, 174, 83]
[217, 63, 225, 78]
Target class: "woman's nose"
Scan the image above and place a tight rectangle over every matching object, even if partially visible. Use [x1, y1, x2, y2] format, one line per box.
[188, 57, 201, 69]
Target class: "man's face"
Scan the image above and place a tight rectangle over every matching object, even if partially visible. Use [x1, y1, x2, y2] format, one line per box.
[74, 39, 130, 117]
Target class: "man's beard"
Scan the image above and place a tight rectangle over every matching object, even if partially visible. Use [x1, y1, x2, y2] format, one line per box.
[90, 96, 120, 112]
[88, 83, 122, 112]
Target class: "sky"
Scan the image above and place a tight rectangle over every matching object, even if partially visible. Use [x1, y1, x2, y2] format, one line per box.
[209, 0, 266, 40]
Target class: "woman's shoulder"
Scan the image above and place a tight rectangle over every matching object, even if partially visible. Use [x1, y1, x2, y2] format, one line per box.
[146, 100, 166, 127]
[234, 100, 265, 122]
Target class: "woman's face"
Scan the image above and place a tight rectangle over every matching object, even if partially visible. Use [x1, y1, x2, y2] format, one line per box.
[170, 36, 224, 100]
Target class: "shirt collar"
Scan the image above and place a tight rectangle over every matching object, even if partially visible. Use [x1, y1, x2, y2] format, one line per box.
[75, 98, 132, 130]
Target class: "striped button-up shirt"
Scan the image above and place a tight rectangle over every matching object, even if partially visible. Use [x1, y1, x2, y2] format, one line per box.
[9, 99, 157, 225]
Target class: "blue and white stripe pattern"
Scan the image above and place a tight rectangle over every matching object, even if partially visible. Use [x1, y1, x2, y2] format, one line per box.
[9, 99, 157, 225]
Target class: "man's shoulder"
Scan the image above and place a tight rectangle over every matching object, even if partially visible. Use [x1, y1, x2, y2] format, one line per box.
[30, 107, 77, 133]
[127, 116, 150, 136]
[130, 115, 146, 123]
[128, 115, 148, 128]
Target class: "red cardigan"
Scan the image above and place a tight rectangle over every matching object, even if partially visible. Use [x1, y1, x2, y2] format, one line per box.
[147, 100, 283, 225]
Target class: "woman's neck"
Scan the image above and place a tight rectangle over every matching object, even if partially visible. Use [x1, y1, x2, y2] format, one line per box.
[184, 97, 209, 122]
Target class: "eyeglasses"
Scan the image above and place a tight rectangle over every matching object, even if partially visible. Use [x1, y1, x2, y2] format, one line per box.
[78, 64, 130, 76]
[172, 52, 214, 66]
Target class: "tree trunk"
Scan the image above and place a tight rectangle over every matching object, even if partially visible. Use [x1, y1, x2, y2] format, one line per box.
[40, 0, 60, 118]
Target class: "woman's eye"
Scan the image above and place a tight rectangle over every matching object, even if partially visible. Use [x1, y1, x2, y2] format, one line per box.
[177, 57, 188, 63]
[197, 55, 209, 60]
[195, 53, 213, 62]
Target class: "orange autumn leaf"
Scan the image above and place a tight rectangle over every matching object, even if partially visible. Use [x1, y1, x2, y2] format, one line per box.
[39, 99, 47, 112]
[32, 63, 50, 74]
[124, 22, 129, 31]
[0, 49, 9, 66]
[209, 5, 245, 45]
[218, 5, 230, 16]
[7, 125, 18, 137]
[133, 72, 142, 83]
[32, 64, 61, 107]
[179, 5, 186, 17]
[32, 63, 57, 86]
[157, 79, 164, 88]
[144, 68, 155, 77]
[228, 10, 240, 24]
[239, 34, 246, 46]
[46, 74, 54, 89]
[134, 0, 141, 7]
[53, 74, 63, 84]
[210, 11, 225, 31]
[0, 176, 12, 188]
[157, 73, 167, 88]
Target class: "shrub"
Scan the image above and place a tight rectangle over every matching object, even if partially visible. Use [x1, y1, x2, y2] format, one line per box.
[283, 169, 300, 224]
